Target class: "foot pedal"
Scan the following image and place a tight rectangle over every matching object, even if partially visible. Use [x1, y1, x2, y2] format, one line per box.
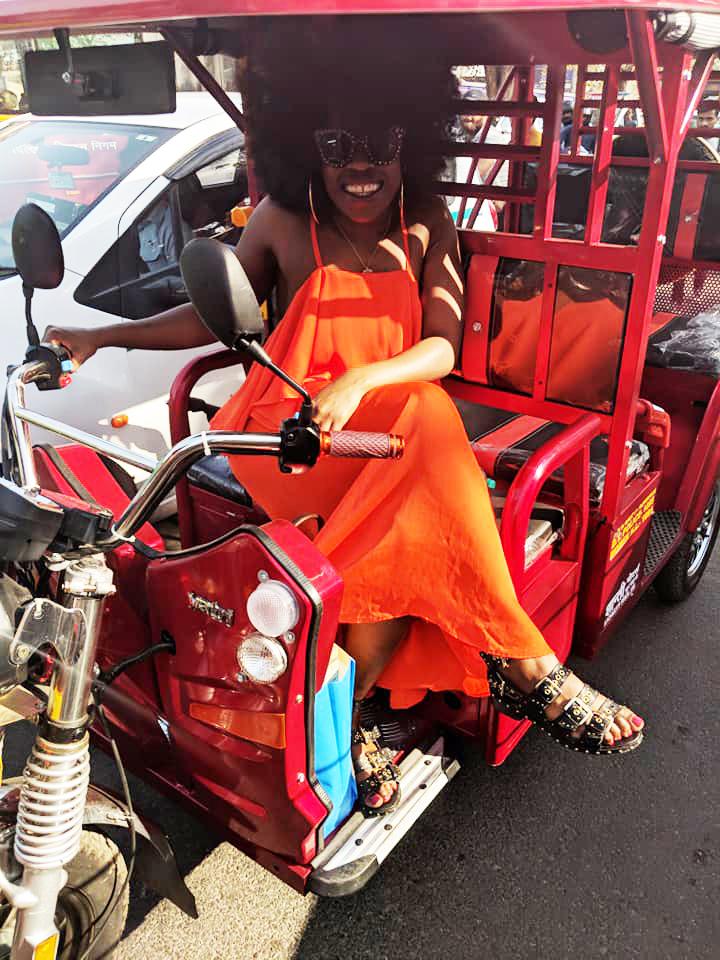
[309, 736, 459, 897]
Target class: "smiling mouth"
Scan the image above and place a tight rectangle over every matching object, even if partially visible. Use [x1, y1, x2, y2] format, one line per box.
[342, 181, 383, 198]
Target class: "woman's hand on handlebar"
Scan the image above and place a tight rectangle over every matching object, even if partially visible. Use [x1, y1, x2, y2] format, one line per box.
[43, 325, 101, 369]
[312, 369, 369, 432]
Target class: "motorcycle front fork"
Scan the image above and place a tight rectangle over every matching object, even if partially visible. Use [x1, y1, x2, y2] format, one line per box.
[11, 555, 114, 960]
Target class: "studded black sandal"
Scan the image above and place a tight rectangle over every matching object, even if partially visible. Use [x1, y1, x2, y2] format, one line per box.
[352, 719, 402, 817]
[480, 654, 644, 755]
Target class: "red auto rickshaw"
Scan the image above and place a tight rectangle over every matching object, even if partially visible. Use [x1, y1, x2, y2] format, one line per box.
[0, 1, 718, 947]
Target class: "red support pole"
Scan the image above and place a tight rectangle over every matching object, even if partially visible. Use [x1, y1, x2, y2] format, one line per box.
[600, 47, 693, 522]
[585, 66, 619, 245]
[533, 64, 563, 242]
[626, 10, 668, 164]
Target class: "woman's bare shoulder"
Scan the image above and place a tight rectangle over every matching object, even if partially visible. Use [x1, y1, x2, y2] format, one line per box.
[250, 196, 304, 234]
[406, 195, 458, 260]
[407, 194, 454, 230]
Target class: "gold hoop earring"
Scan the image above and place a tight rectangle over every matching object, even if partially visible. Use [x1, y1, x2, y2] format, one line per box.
[308, 179, 320, 224]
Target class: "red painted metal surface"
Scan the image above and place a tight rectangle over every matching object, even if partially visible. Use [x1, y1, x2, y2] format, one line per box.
[168, 347, 247, 546]
[0, 0, 711, 37]
[676, 379, 720, 523]
[145, 520, 343, 864]
[500, 413, 601, 584]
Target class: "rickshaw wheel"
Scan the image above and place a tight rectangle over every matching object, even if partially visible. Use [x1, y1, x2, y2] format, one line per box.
[0, 831, 128, 960]
[655, 484, 720, 603]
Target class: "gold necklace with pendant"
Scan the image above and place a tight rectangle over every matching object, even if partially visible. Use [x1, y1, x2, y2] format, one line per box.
[333, 212, 392, 273]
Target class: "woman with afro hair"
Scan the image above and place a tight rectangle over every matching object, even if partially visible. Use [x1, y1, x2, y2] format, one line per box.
[46, 17, 644, 816]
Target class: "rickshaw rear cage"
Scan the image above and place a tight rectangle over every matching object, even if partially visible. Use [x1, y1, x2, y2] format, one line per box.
[1, 2, 719, 534]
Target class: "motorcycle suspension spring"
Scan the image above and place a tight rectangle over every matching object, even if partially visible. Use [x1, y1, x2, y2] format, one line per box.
[14, 733, 90, 870]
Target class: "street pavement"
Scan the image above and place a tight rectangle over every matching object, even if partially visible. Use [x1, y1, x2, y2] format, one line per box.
[4, 555, 718, 960]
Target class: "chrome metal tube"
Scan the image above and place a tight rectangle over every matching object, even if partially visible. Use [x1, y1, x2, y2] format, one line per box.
[14, 407, 158, 474]
[111, 431, 281, 542]
[5, 364, 47, 492]
[47, 557, 115, 729]
[12, 555, 113, 959]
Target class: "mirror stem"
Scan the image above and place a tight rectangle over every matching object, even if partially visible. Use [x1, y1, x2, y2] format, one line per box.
[236, 339, 314, 420]
[22, 285, 40, 348]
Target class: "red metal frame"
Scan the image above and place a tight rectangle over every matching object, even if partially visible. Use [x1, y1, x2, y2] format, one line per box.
[2, 1, 713, 37]
[168, 347, 248, 545]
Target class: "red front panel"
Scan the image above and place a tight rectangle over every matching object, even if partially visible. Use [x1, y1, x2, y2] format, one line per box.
[145, 520, 343, 864]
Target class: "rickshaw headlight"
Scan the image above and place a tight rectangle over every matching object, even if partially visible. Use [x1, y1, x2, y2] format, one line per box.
[236, 633, 288, 684]
[246, 580, 299, 637]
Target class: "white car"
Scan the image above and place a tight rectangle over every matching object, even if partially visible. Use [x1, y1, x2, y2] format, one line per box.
[0, 92, 248, 464]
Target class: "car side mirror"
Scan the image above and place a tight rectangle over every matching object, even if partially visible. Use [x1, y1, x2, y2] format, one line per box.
[11, 203, 64, 291]
[180, 238, 264, 349]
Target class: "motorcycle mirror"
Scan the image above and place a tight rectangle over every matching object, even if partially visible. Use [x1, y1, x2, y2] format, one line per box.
[11, 203, 64, 291]
[180, 238, 264, 349]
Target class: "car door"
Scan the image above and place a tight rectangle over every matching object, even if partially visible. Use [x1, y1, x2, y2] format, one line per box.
[72, 129, 249, 465]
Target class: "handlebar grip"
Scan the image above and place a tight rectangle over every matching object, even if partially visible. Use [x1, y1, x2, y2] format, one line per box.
[319, 431, 405, 459]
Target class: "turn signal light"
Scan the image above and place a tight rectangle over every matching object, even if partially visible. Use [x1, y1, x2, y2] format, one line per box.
[111, 414, 129, 428]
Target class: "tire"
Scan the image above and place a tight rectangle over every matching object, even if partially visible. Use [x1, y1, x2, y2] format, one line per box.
[654, 484, 720, 603]
[0, 831, 128, 959]
[55, 830, 129, 960]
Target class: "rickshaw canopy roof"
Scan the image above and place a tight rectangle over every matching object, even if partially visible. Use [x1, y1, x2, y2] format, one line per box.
[0, 0, 717, 37]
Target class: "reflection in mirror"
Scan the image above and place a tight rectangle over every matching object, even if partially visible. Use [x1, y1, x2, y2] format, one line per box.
[488, 258, 544, 395]
[547, 266, 632, 412]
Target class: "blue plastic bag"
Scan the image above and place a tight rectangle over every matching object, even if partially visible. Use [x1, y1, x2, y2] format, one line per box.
[313, 646, 357, 838]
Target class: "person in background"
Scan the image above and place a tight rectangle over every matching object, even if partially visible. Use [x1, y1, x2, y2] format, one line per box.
[560, 102, 574, 151]
[696, 99, 719, 152]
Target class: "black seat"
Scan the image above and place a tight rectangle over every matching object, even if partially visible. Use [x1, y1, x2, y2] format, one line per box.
[187, 455, 254, 504]
[452, 396, 649, 503]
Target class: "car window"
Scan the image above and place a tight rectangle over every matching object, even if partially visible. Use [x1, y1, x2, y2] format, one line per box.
[75, 143, 249, 320]
[0, 119, 175, 271]
[196, 147, 246, 188]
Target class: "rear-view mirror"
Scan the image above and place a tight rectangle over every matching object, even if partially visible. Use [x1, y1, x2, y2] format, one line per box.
[180, 239, 264, 349]
[25, 42, 176, 117]
[38, 143, 89, 167]
[12, 203, 64, 290]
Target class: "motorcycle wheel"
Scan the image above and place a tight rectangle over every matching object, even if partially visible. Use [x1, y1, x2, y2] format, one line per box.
[654, 484, 720, 603]
[0, 831, 128, 960]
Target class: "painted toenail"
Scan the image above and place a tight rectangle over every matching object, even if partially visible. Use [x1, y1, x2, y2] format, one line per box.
[632, 716, 643, 726]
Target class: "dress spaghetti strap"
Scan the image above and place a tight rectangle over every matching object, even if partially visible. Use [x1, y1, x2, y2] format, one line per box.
[399, 202, 415, 281]
[311, 204, 414, 278]
[310, 218, 323, 268]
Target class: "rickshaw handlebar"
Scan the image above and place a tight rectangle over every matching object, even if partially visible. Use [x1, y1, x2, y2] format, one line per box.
[320, 430, 405, 460]
[5, 361, 403, 548]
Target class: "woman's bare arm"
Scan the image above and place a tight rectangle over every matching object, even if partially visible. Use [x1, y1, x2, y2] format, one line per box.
[312, 201, 464, 430]
[44, 197, 281, 365]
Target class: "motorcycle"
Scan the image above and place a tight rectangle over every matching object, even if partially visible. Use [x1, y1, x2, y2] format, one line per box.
[0, 204, 404, 956]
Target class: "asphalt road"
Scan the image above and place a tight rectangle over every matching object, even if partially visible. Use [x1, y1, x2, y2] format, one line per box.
[4, 555, 718, 960]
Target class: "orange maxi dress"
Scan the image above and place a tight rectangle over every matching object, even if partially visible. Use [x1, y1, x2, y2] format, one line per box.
[212, 218, 551, 706]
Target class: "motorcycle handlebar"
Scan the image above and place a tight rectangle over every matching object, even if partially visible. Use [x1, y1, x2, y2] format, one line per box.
[319, 431, 405, 459]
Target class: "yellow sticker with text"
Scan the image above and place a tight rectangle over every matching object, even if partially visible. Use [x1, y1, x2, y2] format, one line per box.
[609, 490, 656, 561]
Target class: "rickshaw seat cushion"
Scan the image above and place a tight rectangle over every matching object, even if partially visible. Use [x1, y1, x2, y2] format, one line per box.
[452, 398, 650, 502]
[32, 443, 163, 550]
[187, 454, 254, 505]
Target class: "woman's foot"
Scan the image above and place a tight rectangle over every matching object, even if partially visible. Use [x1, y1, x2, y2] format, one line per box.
[481, 653, 644, 754]
[352, 706, 401, 814]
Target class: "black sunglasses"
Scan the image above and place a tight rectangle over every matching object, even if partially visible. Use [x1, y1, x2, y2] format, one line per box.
[314, 126, 405, 167]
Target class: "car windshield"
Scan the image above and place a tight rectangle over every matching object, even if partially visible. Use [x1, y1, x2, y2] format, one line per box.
[0, 119, 175, 273]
